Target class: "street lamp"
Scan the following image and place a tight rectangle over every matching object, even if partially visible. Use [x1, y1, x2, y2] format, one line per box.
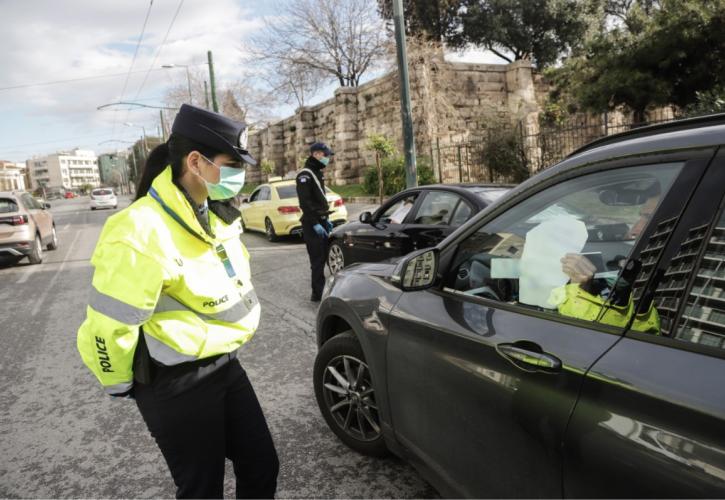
[162, 64, 193, 104]
[124, 122, 148, 156]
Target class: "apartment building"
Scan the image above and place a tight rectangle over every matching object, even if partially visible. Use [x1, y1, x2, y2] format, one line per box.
[0, 160, 26, 191]
[26, 149, 100, 191]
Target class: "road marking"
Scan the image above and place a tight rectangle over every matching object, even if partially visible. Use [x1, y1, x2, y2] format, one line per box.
[16, 266, 35, 284]
[30, 228, 82, 316]
[62, 223, 70, 231]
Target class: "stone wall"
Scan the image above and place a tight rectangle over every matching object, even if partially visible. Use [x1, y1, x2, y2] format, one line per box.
[246, 59, 545, 185]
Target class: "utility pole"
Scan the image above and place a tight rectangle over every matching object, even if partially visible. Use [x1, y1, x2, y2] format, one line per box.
[207, 50, 219, 112]
[204, 81, 210, 110]
[393, 0, 417, 188]
[159, 109, 167, 141]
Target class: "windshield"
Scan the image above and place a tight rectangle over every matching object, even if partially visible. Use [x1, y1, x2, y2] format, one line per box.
[92, 189, 113, 196]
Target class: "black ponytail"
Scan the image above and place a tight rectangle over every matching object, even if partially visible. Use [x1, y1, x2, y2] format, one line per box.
[134, 133, 220, 200]
[135, 142, 170, 200]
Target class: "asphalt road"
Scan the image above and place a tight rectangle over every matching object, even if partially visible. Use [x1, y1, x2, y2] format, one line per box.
[0, 196, 436, 498]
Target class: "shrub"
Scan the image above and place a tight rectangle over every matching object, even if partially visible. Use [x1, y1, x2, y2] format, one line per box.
[363, 155, 436, 196]
[482, 128, 529, 183]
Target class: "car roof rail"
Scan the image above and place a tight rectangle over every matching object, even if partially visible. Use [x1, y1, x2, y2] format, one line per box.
[567, 112, 725, 158]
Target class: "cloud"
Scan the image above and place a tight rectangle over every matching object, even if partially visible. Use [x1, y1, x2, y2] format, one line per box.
[0, 0, 265, 161]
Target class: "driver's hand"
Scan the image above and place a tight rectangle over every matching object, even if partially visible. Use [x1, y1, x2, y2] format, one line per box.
[561, 253, 596, 284]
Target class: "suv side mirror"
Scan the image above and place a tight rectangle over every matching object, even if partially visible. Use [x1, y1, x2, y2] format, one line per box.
[241, 197, 249, 204]
[391, 248, 439, 291]
[359, 211, 372, 224]
[44, 203, 51, 209]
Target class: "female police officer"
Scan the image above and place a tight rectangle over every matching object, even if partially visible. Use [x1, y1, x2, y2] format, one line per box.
[77, 104, 278, 498]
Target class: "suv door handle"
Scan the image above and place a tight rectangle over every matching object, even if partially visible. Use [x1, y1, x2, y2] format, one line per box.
[496, 342, 562, 373]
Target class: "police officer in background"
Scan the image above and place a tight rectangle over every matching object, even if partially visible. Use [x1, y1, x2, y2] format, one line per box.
[296, 142, 334, 301]
[77, 104, 278, 498]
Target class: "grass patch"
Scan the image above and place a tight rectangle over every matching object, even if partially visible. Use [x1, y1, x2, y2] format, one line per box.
[241, 183, 258, 195]
[328, 183, 367, 198]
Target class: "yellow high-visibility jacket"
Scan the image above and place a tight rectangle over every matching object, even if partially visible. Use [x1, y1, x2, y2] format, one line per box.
[77, 166, 260, 395]
[551, 283, 660, 334]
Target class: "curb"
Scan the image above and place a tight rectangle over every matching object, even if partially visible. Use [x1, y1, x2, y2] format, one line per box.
[343, 196, 383, 204]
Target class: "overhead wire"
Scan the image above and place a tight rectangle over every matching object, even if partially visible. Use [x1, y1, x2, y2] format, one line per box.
[111, 0, 155, 142]
[132, 0, 186, 102]
[0, 69, 165, 92]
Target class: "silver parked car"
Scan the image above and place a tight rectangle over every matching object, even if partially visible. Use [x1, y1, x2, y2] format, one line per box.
[0, 191, 57, 265]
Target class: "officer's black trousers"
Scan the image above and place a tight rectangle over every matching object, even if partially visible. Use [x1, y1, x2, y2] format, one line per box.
[302, 220, 328, 298]
[135, 357, 279, 499]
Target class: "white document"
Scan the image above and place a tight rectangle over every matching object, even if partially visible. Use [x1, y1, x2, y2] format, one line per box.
[491, 258, 521, 278]
[519, 215, 588, 309]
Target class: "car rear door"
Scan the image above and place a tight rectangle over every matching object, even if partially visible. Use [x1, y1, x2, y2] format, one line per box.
[21, 193, 49, 240]
[244, 187, 264, 230]
[384, 153, 707, 497]
[563, 149, 725, 498]
[403, 190, 470, 251]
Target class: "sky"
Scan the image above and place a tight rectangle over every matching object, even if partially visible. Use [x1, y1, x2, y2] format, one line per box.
[0, 0, 504, 163]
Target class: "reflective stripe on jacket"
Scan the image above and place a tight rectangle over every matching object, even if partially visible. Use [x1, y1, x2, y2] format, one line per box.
[551, 283, 660, 334]
[77, 166, 259, 395]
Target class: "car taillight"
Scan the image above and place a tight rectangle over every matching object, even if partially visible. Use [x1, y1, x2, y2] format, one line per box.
[0, 215, 28, 226]
[333, 198, 344, 207]
[278, 206, 301, 214]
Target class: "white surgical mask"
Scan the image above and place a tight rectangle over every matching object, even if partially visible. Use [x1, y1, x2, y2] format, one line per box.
[200, 155, 246, 200]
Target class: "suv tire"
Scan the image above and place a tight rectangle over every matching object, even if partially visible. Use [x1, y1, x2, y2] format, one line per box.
[28, 234, 43, 265]
[314, 330, 388, 457]
[47, 225, 58, 251]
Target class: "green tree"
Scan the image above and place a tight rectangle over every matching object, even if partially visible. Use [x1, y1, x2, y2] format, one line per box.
[377, 0, 462, 40]
[448, 0, 593, 67]
[366, 134, 396, 204]
[551, 0, 725, 122]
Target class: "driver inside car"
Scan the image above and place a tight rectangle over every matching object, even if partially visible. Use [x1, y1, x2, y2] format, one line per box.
[553, 190, 662, 334]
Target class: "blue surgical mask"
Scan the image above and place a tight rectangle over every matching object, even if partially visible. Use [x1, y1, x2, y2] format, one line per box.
[201, 155, 246, 200]
[320, 156, 330, 166]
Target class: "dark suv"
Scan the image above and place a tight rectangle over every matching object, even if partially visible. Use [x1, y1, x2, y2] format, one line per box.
[313, 114, 725, 498]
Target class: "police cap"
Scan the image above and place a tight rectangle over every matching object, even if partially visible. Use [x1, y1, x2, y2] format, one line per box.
[172, 104, 256, 166]
[310, 142, 334, 156]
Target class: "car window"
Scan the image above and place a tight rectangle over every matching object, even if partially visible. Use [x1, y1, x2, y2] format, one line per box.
[379, 194, 418, 224]
[414, 191, 461, 225]
[21, 193, 39, 210]
[249, 189, 261, 202]
[672, 202, 725, 350]
[258, 187, 271, 201]
[276, 185, 297, 199]
[0, 198, 18, 213]
[450, 201, 473, 226]
[444, 162, 683, 331]
[92, 189, 113, 196]
[277, 184, 297, 200]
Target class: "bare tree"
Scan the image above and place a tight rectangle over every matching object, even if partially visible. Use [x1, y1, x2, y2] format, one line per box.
[247, 0, 390, 88]
[165, 73, 279, 127]
[261, 63, 322, 108]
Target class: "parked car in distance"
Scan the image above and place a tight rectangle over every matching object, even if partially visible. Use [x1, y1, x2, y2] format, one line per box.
[64, 191, 75, 199]
[240, 178, 347, 241]
[327, 184, 510, 274]
[89, 187, 117, 210]
[0, 190, 57, 265]
[313, 114, 725, 498]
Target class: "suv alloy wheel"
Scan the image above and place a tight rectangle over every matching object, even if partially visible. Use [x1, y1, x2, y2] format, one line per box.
[314, 330, 387, 457]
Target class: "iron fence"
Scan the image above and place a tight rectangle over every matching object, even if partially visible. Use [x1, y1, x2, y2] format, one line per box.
[431, 108, 679, 184]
